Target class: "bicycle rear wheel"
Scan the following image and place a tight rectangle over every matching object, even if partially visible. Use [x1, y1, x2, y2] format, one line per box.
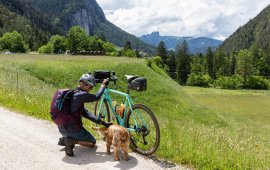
[94, 100, 110, 124]
[125, 104, 160, 155]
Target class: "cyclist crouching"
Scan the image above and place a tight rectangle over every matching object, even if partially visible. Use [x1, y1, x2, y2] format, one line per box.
[56, 73, 112, 156]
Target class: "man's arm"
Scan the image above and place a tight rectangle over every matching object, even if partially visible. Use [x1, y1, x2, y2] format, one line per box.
[82, 108, 101, 124]
[82, 108, 112, 127]
[81, 79, 108, 102]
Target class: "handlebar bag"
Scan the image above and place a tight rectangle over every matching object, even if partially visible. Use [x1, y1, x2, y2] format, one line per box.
[94, 70, 111, 83]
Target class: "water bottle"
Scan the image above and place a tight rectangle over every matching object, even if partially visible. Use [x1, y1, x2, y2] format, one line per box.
[119, 103, 125, 117]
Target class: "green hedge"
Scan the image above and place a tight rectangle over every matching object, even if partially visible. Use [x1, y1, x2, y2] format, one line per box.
[187, 73, 211, 87]
[213, 76, 244, 89]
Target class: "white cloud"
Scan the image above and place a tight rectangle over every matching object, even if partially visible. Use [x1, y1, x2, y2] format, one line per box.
[96, 0, 270, 40]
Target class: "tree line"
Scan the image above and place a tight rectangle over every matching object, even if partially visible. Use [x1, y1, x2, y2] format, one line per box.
[0, 26, 141, 58]
[154, 40, 270, 89]
[1, 24, 269, 89]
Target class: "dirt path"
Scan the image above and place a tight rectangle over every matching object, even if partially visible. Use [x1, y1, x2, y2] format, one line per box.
[0, 107, 183, 170]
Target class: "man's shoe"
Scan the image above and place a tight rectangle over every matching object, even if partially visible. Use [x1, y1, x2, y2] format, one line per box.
[65, 137, 76, 156]
[58, 137, 65, 146]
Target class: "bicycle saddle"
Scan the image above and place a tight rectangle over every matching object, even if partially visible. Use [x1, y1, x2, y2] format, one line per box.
[125, 75, 138, 82]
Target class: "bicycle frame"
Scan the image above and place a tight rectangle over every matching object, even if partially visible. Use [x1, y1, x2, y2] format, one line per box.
[97, 87, 142, 132]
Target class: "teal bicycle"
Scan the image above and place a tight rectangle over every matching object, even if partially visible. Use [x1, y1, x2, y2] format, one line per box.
[93, 70, 160, 155]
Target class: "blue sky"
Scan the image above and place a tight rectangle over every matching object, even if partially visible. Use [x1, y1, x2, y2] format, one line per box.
[96, 0, 270, 40]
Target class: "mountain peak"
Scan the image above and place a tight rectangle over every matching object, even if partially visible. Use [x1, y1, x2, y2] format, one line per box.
[0, 0, 155, 53]
[150, 31, 160, 36]
[139, 33, 223, 54]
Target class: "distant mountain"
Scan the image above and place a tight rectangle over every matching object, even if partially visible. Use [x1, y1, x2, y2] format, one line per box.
[0, 0, 154, 53]
[25, 0, 155, 53]
[139, 32, 223, 54]
[218, 4, 270, 55]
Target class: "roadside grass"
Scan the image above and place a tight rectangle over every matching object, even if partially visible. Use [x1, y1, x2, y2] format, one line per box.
[0, 54, 269, 169]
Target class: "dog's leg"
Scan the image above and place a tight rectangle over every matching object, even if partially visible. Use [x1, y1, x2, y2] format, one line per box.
[114, 146, 120, 161]
[106, 137, 111, 155]
[123, 145, 129, 161]
[112, 136, 120, 161]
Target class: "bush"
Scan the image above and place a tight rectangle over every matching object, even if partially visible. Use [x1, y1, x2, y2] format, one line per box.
[103, 42, 118, 56]
[146, 58, 153, 68]
[38, 43, 53, 54]
[0, 31, 29, 52]
[213, 75, 244, 89]
[123, 49, 137, 57]
[244, 76, 269, 89]
[187, 73, 211, 87]
[50, 35, 67, 54]
[152, 56, 163, 68]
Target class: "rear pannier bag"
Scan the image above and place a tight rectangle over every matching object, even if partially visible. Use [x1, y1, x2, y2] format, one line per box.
[94, 70, 111, 83]
[129, 77, 147, 91]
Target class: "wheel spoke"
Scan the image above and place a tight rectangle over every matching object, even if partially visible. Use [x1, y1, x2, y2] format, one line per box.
[94, 100, 110, 125]
[126, 104, 160, 155]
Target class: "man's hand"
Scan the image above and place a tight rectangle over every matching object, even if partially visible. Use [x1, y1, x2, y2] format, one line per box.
[100, 120, 114, 128]
[101, 78, 109, 88]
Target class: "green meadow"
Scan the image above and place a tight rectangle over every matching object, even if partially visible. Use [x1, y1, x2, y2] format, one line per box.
[0, 54, 269, 169]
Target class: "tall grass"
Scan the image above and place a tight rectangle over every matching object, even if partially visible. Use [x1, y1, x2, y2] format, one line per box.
[0, 54, 269, 169]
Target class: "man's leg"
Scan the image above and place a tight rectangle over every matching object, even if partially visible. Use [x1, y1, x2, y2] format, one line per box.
[65, 137, 78, 156]
[70, 127, 97, 148]
[58, 137, 65, 146]
[77, 141, 96, 147]
[62, 127, 97, 156]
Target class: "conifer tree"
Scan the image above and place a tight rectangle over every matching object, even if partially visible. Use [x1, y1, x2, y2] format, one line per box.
[204, 47, 215, 78]
[124, 41, 132, 51]
[190, 53, 204, 75]
[236, 49, 252, 78]
[229, 52, 237, 76]
[166, 49, 176, 79]
[156, 41, 167, 65]
[176, 40, 190, 85]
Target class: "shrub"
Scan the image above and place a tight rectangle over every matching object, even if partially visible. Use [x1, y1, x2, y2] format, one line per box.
[0, 31, 29, 52]
[50, 35, 67, 54]
[123, 49, 137, 57]
[213, 75, 244, 89]
[187, 73, 211, 87]
[103, 42, 118, 56]
[152, 56, 163, 68]
[244, 76, 269, 89]
[38, 43, 53, 54]
[146, 58, 153, 68]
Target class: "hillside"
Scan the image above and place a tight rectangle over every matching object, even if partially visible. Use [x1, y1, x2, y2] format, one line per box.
[219, 4, 270, 54]
[25, 0, 155, 53]
[0, 54, 269, 169]
[139, 31, 223, 54]
[0, 0, 63, 50]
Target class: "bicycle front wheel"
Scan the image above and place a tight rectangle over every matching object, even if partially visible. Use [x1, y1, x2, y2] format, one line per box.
[94, 99, 110, 124]
[125, 104, 160, 155]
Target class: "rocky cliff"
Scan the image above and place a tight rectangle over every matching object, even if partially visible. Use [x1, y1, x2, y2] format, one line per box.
[27, 0, 154, 53]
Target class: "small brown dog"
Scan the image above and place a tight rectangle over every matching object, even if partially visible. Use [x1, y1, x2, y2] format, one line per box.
[93, 124, 130, 161]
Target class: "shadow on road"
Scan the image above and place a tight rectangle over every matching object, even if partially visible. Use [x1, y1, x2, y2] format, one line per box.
[62, 146, 138, 169]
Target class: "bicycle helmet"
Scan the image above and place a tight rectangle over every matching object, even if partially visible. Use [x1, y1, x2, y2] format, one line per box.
[78, 73, 96, 87]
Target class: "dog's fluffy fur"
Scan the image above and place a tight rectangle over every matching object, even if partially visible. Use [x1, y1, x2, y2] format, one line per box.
[93, 124, 130, 161]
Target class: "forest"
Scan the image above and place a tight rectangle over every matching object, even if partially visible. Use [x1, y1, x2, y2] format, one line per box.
[154, 40, 270, 89]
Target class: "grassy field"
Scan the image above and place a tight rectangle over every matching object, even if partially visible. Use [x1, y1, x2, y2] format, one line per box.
[0, 54, 269, 169]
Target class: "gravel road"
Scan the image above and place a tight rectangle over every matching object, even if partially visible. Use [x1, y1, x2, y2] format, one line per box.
[0, 107, 184, 170]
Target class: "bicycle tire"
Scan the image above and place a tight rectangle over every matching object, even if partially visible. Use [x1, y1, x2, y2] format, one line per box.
[94, 99, 110, 124]
[125, 104, 160, 155]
